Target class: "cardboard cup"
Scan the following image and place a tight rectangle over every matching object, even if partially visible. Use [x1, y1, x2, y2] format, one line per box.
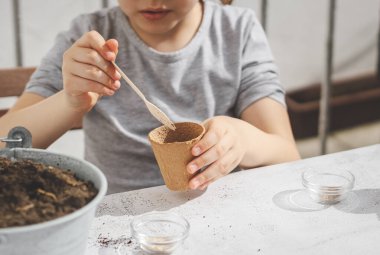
[148, 122, 205, 191]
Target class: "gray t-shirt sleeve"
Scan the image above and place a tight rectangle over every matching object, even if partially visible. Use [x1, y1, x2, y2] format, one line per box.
[234, 10, 285, 117]
[25, 15, 91, 97]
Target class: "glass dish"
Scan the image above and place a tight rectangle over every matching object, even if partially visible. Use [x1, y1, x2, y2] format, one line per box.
[131, 211, 190, 254]
[302, 168, 354, 204]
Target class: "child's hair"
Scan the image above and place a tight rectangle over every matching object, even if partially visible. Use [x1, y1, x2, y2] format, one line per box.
[220, 0, 233, 4]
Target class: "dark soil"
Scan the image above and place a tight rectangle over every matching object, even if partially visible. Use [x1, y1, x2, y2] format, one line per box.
[0, 157, 98, 228]
[96, 234, 133, 248]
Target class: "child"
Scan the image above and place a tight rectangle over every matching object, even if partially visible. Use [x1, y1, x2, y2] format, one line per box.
[0, 0, 300, 194]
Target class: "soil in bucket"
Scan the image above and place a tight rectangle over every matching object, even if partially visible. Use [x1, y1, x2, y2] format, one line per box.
[0, 157, 98, 228]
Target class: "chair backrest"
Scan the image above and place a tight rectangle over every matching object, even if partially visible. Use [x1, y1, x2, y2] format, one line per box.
[0, 67, 36, 117]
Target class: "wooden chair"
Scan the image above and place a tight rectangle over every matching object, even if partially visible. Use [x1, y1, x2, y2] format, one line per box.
[0, 67, 36, 118]
[0, 67, 82, 129]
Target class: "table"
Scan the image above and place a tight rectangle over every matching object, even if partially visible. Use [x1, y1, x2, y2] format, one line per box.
[86, 144, 380, 255]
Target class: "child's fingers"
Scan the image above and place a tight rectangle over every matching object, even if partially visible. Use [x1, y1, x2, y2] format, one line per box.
[75, 30, 116, 61]
[65, 75, 116, 96]
[189, 152, 235, 190]
[67, 61, 120, 91]
[103, 39, 120, 79]
[71, 47, 120, 81]
[198, 179, 215, 190]
[191, 128, 225, 157]
[71, 32, 120, 83]
[105, 39, 119, 55]
[187, 135, 233, 174]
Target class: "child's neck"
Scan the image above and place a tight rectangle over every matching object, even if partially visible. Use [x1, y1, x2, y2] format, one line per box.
[133, 2, 203, 53]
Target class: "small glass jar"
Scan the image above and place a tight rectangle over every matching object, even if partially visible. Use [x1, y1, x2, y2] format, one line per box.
[131, 211, 190, 254]
[302, 169, 354, 204]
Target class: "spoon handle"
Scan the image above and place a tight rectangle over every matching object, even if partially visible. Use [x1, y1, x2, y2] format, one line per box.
[112, 61, 146, 102]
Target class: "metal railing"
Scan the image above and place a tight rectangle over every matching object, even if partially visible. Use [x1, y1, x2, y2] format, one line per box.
[319, 0, 336, 155]
[261, 0, 268, 32]
[12, 0, 22, 67]
[260, 0, 338, 155]
[102, 0, 109, 9]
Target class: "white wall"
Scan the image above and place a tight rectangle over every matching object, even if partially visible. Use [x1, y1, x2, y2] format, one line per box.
[266, 0, 378, 90]
[0, 0, 16, 67]
[21, 0, 102, 66]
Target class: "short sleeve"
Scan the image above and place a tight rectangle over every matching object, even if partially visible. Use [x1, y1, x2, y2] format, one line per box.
[234, 11, 285, 117]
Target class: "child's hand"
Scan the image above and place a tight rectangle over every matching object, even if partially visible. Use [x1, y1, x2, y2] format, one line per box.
[62, 30, 121, 112]
[187, 116, 246, 190]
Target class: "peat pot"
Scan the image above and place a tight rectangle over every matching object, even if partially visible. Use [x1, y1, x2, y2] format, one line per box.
[0, 128, 107, 255]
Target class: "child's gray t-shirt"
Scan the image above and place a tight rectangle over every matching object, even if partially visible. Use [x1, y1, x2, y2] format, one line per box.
[25, 1, 285, 194]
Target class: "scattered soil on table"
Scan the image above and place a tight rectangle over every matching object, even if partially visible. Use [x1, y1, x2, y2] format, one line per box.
[0, 157, 98, 228]
[97, 234, 133, 248]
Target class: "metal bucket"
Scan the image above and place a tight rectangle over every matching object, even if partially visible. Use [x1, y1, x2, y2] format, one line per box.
[0, 147, 108, 255]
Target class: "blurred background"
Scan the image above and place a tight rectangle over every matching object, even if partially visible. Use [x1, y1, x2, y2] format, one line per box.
[0, 0, 379, 159]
